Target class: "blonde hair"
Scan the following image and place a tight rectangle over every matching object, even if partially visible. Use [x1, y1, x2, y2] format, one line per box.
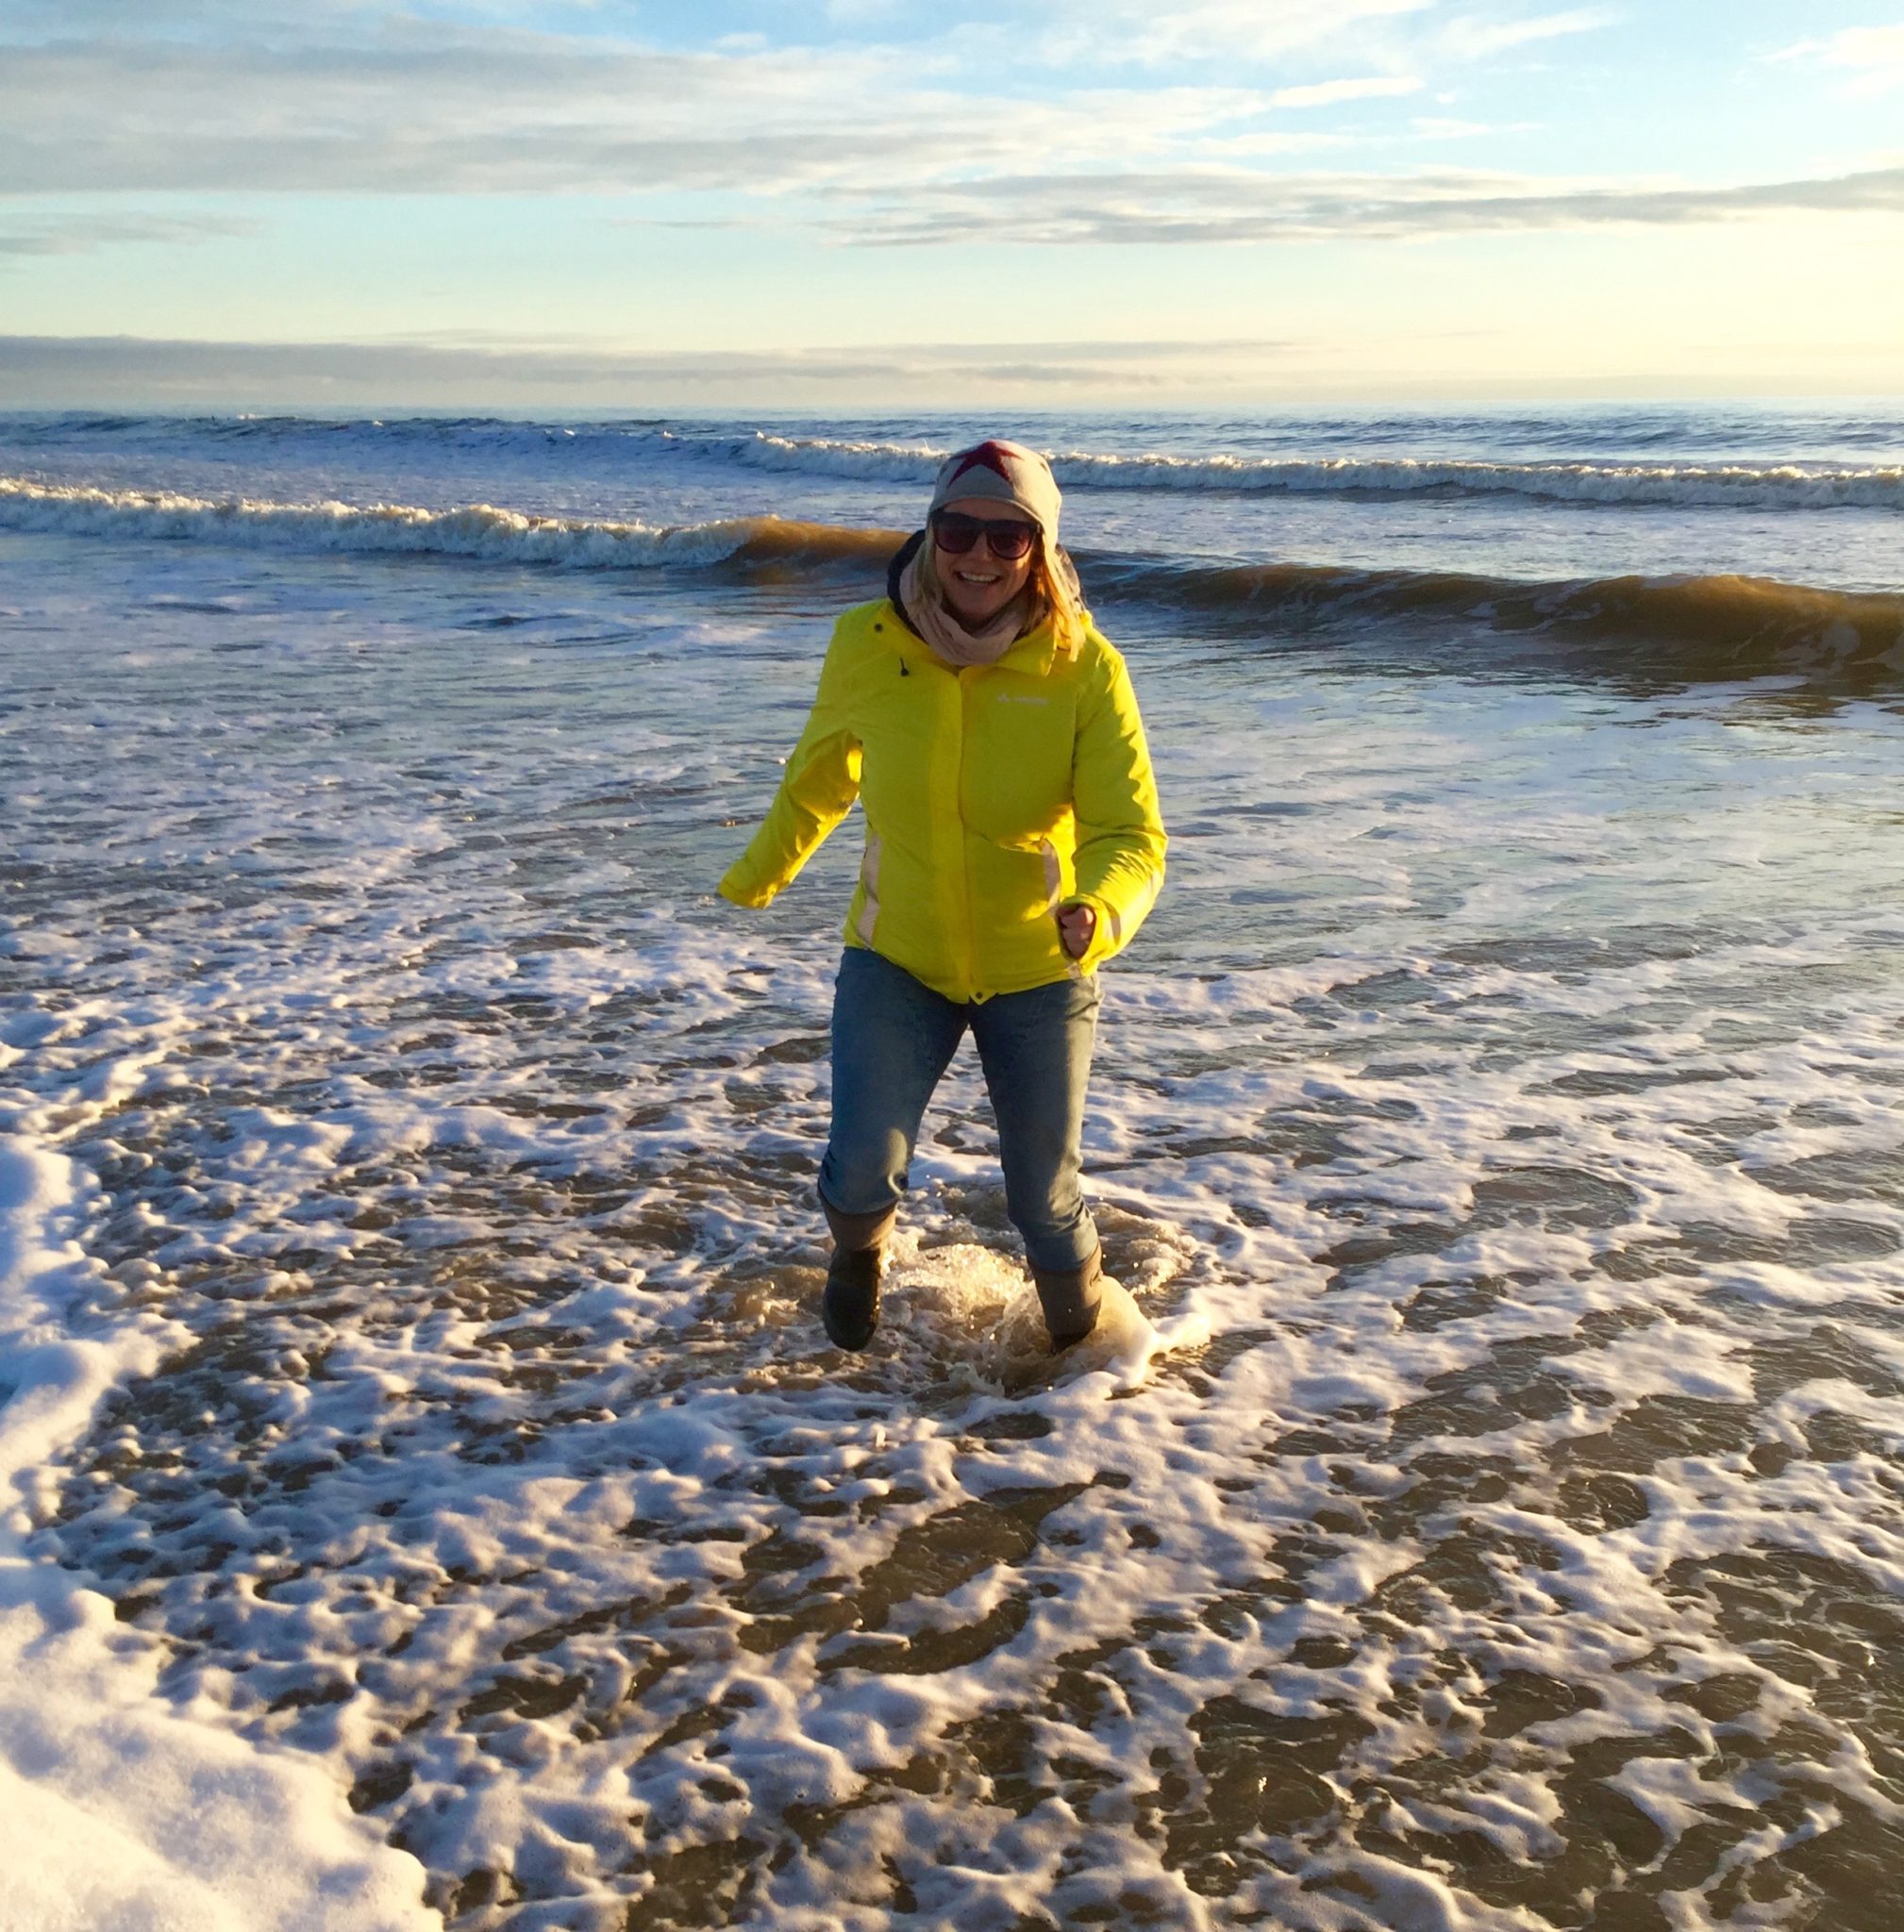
[915, 533, 1090, 657]
[1040, 545, 1091, 658]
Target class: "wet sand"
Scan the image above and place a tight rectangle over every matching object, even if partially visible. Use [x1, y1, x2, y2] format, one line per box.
[5, 507, 1904, 1928]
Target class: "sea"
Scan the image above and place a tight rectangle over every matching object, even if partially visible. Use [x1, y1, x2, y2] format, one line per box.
[2, 405, 1901, 1931]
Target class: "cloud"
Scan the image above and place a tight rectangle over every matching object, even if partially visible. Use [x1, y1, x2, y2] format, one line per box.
[0, 0, 387, 45]
[0, 35, 1281, 195]
[1440, 8, 1617, 62]
[1271, 76, 1424, 109]
[2, 8, 1889, 274]
[833, 162, 1904, 246]
[0, 212, 257, 258]
[1773, 25, 1904, 96]
[0, 8, 1628, 212]
[1200, 132, 1355, 158]
[1027, 0, 1434, 68]
[1410, 117, 1500, 139]
[0, 330, 1309, 406]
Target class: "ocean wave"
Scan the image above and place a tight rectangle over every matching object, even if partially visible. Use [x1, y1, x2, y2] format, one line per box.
[10, 413, 1901, 509]
[5, 475, 1899, 678]
[0, 475, 835, 570]
[1097, 555, 1904, 678]
[697, 430, 1904, 510]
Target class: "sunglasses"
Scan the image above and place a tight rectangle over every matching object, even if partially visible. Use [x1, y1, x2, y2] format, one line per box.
[930, 510, 1039, 562]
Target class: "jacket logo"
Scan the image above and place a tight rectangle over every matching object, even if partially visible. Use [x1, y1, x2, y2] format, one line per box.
[995, 692, 1048, 707]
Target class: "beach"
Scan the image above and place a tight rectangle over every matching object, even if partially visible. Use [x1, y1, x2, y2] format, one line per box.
[3, 406, 1903, 1930]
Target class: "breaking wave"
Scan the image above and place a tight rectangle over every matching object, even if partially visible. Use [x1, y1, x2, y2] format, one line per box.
[5, 475, 1900, 678]
[1101, 555, 1904, 679]
[695, 430, 1904, 511]
[8, 413, 1901, 510]
[0, 474, 885, 572]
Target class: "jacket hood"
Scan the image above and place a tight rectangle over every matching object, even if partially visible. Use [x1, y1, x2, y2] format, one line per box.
[886, 528, 927, 636]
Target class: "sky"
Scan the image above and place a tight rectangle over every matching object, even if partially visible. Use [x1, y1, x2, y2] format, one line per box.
[2, 1, 1902, 406]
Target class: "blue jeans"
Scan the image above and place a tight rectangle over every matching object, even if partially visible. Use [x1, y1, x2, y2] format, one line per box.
[817, 946, 1101, 1274]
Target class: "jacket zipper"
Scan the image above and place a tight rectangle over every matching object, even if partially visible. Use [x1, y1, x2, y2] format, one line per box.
[954, 667, 977, 1001]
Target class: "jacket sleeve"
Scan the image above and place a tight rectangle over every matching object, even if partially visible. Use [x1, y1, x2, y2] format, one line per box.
[1067, 635, 1167, 972]
[718, 624, 862, 908]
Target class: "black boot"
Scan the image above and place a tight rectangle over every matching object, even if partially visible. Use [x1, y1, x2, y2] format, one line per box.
[820, 1194, 895, 1352]
[1032, 1247, 1103, 1352]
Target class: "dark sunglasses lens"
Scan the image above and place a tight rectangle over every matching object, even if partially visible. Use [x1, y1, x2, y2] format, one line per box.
[933, 514, 1035, 559]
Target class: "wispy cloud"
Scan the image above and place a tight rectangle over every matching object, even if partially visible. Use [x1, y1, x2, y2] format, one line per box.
[3, 8, 1895, 272]
[0, 212, 257, 258]
[1271, 76, 1424, 109]
[1410, 117, 1502, 140]
[0, 330, 1311, 404]
[835, 162, 1904, 247]
[0, 36, 1279, 195]
[1773, 25, 1904, 96]
[1027, 0, 1433, 69]
[821, 0, 906, 21]
[1440, 8, 1617, 62]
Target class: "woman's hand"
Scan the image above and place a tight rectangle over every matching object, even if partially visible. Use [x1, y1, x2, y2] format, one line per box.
[1057, 902, 1096, 960]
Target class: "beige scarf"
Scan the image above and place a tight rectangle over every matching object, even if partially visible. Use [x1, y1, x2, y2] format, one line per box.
[896, 542, 1038, 666]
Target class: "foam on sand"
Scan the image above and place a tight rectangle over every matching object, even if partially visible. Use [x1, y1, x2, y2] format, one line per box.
[863, 1237, 1210, 1396]
[0, 1136, 437, 1932]
[8, 429, 1904, 1928]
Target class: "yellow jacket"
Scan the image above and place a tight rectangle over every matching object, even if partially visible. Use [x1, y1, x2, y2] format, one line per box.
[719, 595, 1166, 1001]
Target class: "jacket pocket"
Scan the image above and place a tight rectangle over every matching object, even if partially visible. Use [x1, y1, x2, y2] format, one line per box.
[1042, 835, 1088, 976]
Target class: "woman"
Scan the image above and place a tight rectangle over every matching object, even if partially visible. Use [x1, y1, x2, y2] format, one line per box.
[719, 439, 1166, 1354]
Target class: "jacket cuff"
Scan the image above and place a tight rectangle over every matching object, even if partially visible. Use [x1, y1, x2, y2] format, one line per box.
[719, 864, 777, 908]
[1065, 893, 1117, 973]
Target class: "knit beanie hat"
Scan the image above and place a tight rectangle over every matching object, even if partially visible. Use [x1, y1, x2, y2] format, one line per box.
[922, 438, 1087, 657]
[928, 439, 1062, 532]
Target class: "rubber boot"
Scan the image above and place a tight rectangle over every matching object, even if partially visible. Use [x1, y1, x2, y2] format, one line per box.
[820, 1193, 896, 1352]
[1032, 1247, 1103, 1352]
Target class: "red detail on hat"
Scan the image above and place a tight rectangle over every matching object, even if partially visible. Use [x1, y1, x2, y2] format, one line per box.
[948, 441, 1017, 483]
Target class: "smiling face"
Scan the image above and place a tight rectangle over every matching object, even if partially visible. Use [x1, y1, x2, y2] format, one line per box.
[933, 495, 1039, 629]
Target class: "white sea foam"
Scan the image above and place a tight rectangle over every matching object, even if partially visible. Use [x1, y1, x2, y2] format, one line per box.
[0, 475, 762, 568]
[0, 1135, 435, 1932]
[708, 429, 1904, 510]
[7, 474, 1898, 685]
[9, 405, 1904, 601]
[6, 460, 1904, 1930]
